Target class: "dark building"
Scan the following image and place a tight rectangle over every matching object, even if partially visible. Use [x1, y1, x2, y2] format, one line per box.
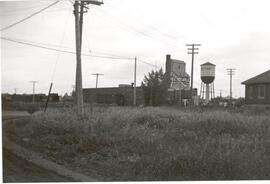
[49, 93, 60, 102]
[2, 93, 60, 103]
[2, 94, 46, 103]
[83, 85, 144, 106]
[241, 70, 270, 105]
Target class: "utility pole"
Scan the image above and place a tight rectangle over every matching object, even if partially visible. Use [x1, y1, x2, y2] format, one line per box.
[14, 88, 17, 94]
[186, 43, 201, 105]
[220, 89, 222, 98]
[91, 73, 104, 88]
[29, 81, 38, 104]
[226, 68, 236, 103]
[73, 0, 103, 115]
[133, 56, 137, 106]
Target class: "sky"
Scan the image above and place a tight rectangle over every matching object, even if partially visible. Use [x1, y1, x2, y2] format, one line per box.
[1, 0, 270, 97]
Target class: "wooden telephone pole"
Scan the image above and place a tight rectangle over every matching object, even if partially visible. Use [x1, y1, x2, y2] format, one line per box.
[73, 0, 103, 115]
[186, 43, 201, 105]
[226, 68, 236, 103]
[133, 56, 137, 106]
[29, 81, 38, 104]
[91, 73, 104, 88]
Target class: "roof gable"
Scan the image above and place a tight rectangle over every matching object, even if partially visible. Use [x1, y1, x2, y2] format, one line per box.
[242, 70, 270, 85]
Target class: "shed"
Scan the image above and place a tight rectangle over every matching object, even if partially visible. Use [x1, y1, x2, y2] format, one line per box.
[241, 70, 270, 104]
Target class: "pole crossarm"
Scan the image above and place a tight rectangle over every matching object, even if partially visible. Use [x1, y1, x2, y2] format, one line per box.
[186, 44, 201, 46]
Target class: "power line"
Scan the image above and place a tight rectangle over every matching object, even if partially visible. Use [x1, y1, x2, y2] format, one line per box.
[2, 36, 160, 69]
[1, 36, 134, 60]
[0, 1, 60, 32]
[2, 35, 130, 59]
[0, 8, 70, 17]
[0, 3, 51, 14]
[1, 36, 159, 69]
[137, 58, 160, 68]
[50, 4, 72, 82]
[103, 1, 179, 41]
[1, 36, 74, 53]
[95, 7, 180, 50]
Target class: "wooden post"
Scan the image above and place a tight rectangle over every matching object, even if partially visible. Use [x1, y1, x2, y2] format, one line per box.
[44, 82, 53, 112]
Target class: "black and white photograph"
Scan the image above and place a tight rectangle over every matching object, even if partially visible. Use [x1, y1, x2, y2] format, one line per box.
[1, 0, 270, 182]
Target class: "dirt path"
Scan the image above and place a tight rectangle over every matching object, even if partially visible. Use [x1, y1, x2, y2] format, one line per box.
[2, 111, 75, 182]
[3, 149, 75, 182]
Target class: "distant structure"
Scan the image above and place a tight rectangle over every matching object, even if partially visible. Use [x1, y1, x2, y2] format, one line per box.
[165, 54, 197, 104]
[241, 70, 270, 105]
[82, 54, 197, 106]
[166, 54, 190, 90]
[200, 62, 215, 104]
[1, 93, 60, 103]
[83, 84, 144, 106]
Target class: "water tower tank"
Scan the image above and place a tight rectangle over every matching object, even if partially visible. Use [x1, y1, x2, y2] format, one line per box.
[201, 62, 215, 84]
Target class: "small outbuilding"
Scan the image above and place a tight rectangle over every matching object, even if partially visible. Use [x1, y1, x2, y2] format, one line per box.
[241, 70, 270, 105]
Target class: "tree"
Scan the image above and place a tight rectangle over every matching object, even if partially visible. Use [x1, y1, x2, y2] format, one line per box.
[141, 68, 167, 106]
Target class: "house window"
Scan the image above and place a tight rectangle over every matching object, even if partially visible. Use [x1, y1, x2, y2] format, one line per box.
[248, 86, 253, 99]
[258, 85, 266, 99]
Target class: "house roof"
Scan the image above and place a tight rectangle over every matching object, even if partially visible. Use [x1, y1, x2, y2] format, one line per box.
[201, 62, 215, 66]
[242, 70, 270, 85]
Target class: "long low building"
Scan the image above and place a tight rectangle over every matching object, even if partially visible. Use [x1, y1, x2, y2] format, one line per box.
[83, 85, 144, 106]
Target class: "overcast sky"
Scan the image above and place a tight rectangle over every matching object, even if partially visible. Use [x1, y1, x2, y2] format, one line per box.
[1, 0, 270, 97]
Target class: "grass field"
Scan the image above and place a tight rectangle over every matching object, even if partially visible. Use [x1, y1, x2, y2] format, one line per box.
[7, 106, 270, 181]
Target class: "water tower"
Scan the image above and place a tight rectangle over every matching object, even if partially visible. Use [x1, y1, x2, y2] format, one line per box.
[200, 62, 215, 104]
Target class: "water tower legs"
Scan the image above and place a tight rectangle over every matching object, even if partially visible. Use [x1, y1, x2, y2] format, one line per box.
[200, 82, 215, 104]
[206, 84, 210, 104]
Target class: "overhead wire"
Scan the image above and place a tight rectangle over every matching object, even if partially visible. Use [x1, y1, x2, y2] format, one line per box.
[0, 0, 60, 32]
[103, 1, 179, 41]
[0, 36, 133, 60]
[50, 4, 72, 82]
[0, 3, 51, 14]
[1, 36, 160, 68]
[94, 7, 180, 50]
[81, 14, 159, 68]
[82, 18, 133, 60]
[0, 8, 70, 17]
[137, 58, 160, 68]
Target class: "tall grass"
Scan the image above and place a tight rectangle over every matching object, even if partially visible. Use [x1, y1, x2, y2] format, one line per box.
[14, 106, 270, 180]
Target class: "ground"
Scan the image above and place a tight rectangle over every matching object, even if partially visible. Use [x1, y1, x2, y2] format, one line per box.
[2, 111, 75, 182]
[3, 150, 74, 182]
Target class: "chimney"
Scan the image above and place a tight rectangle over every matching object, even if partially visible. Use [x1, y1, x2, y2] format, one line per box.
[165, 54, 172, 85]
[166, 54, 171, 62]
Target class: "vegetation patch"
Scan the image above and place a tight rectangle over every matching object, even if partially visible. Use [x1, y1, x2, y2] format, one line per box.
[6, 106, 270, 180]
